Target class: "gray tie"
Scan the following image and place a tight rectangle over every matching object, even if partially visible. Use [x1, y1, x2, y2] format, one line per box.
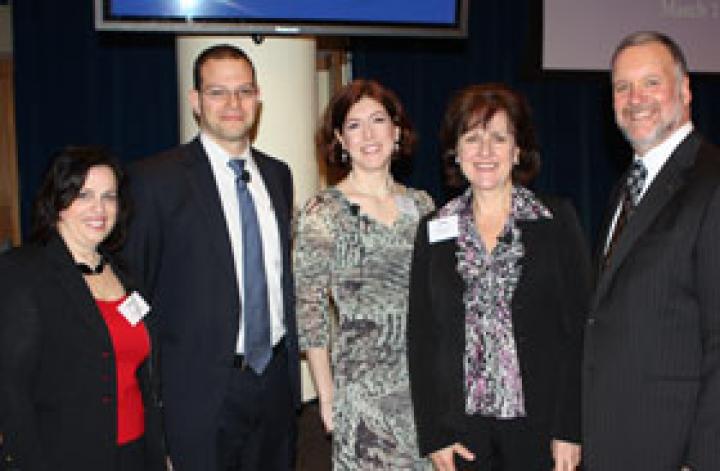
[604, 159, 647, 266]
[228, 159, 272, 374]
[625, 159, 648, 208]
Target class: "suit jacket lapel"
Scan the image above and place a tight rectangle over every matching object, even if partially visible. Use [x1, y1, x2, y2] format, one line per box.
[434, 237, 466, 322]
[593, 131, 701, 307]
[253, 149, 291, 248]
[43, 235, 112, 346]
[435, 217, 543, 333]
[180, 138, 237, 281]
[593, 180, 624, 281]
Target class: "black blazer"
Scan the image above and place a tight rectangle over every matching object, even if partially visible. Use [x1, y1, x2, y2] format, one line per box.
[583, 131, 720, 470]
[408, 196, 591, 456]
[122, 138, 300, 469]
[0, 235, 164, 471]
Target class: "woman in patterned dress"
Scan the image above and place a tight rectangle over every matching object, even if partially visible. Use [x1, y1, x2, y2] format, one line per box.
[294, 79, 433, 470]
[407, 84, 591, 471]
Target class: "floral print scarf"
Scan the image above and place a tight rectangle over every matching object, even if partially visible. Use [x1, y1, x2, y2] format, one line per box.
[436, 186, 552, 418]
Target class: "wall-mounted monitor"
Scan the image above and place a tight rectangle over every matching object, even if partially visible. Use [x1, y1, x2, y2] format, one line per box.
[95, 0, 468, 38]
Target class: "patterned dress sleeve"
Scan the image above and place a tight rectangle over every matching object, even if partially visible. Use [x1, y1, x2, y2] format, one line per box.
[293, 194, 334, 350]
[412, 189, 436, 217]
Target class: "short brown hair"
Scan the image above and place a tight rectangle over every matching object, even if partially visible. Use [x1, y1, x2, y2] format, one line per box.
[193, 44, 256, 90]
[317, 79, 415, 169]
[440, 83, 540, 188]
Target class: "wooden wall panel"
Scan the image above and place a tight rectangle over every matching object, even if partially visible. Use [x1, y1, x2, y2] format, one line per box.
[0, 55, 20, 246]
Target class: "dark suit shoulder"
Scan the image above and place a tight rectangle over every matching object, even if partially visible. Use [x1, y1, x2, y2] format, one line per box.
[0, 243, 49, 280]
[251, 147, 286, 165]
[693, 136, 720, 177]
[130, 140, 200, 176]
[535, 194, 575, 217]
[0, 245, 57, 335]
[251, 147, 292, 177]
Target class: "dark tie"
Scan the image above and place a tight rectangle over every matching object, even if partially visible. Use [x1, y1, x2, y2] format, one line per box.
[604, 159, 647, 266]
[228, 159, 272, 374]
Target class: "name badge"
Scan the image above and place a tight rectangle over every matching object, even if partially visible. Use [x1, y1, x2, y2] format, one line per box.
[118, 291, 151, 326]
[428, 215, 459, 243]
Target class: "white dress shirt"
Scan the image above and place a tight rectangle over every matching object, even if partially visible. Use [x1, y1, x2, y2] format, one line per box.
[604, 122, 694, 253]
[200, 133, 286, 353]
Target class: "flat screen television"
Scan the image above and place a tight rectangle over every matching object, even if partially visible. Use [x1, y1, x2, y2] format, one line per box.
[95, 0, 468, 38]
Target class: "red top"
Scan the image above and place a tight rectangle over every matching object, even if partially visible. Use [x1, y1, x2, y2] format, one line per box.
[96, 296, 150, 445]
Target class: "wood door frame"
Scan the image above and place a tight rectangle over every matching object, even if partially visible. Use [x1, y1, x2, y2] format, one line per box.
[0, 53, 20, 246]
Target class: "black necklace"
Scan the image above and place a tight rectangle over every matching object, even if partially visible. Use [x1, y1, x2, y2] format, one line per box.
[76, 256, 106, 275]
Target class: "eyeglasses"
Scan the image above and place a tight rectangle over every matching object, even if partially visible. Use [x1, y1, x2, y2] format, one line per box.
[201, 86, 258, 102]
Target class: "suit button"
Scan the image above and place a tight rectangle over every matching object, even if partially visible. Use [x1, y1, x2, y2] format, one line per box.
[101, 374, 111, 382]
[102, 351, 111, 359]
[587, 318, 596, 326]
[101, 395, 113, 405]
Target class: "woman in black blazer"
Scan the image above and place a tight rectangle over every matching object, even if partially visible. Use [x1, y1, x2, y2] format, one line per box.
[0, 147, 164, 471]
[408, 84, 591, 471]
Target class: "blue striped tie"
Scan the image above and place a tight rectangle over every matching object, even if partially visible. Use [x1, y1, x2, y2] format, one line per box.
[228, 159, 272, 374]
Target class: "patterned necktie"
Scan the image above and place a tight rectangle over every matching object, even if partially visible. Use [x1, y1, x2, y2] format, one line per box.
[228, 159, 272, 374]
[604, 159, 647, 265]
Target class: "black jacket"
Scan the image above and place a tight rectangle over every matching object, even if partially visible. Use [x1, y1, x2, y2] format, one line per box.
[121, 139, 300, 470]
[0, 234, 164, 471]
[408, 196, 591, 456]
[584, 131, 720, 470]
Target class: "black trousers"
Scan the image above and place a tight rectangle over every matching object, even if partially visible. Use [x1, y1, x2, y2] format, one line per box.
[117, 436, 145, 471]
[453, 416, 553, 471]
[216, 340, 296, 471]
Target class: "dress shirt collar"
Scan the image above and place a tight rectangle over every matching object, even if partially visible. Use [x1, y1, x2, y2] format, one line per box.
[635, 122, 693, 198]
[199, 133, 257, 174]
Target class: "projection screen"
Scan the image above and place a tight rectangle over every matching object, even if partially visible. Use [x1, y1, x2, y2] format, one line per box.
[544, 0, 720, 72]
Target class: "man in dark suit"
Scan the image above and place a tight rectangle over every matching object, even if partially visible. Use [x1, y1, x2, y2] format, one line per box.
[583, 31, 720, 470]
[123, 44, 299, 470]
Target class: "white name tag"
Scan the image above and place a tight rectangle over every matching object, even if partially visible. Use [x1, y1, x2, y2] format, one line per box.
[428, 214, 459, 243]
[118, 291, 151, 326]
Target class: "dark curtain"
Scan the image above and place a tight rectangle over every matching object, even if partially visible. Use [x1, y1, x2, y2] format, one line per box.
[12, 0, 178, 237]
[351, 0, 720, 241]
[12, 0, 720, 242]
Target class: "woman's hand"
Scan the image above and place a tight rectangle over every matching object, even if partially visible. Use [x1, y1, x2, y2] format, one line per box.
[551, 439, 581, 471]
[429, 443, 475, 471]
[306, 347, 334, 433]
[319, 398, 333, 433]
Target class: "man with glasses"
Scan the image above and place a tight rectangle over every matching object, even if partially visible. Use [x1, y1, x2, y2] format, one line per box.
[124, 44, 299, 470]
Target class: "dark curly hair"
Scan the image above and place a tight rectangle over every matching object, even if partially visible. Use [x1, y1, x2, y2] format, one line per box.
[317, 79, 416, 170]
[30, 146, 129, 251]
[440, 83, 541, 188]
